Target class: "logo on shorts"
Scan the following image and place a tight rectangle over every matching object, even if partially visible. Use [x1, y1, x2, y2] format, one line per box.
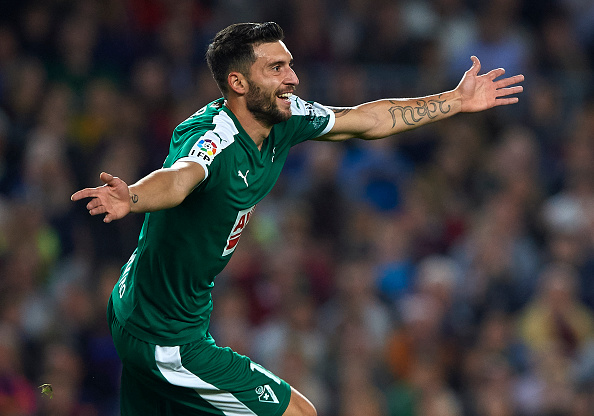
[197, 138, 217, 156]
[255, 385, 279, 404]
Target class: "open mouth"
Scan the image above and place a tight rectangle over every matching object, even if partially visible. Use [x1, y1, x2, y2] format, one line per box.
[277, 92, 293, 103]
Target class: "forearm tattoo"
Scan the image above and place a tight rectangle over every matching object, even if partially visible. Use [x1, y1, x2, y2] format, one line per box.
[329, 107, 353, 118]
[130, 193, 139, 204]
[388, 96, 451, 127]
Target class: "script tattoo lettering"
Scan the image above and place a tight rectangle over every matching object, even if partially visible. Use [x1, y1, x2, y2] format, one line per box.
[388, 96, 451, 127]
[130, 193, 139, 204]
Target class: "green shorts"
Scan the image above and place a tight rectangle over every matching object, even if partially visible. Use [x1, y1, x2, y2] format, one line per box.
[107, 297, 291, 416]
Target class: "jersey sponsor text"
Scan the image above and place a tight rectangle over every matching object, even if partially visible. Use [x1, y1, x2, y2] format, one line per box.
[222, 206, 256, 256]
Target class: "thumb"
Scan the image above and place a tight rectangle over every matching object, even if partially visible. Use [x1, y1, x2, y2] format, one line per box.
[468, 56, 481, 75]
[99, 171, 115, 185]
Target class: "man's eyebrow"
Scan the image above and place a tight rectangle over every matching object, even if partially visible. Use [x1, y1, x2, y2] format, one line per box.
[269, 58, 294, 67]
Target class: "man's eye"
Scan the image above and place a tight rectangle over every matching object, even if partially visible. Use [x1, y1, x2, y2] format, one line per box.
[272, 66, 281, 72]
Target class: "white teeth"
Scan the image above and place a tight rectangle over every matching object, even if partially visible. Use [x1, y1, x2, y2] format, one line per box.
[278, 93, 293, 99]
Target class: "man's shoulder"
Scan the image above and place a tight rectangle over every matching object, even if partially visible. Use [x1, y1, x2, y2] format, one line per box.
[174, 99, 239, 146]
[277, 95, 334, 139]
[289, 95, 331, 119]
[176, 99, 227, 130]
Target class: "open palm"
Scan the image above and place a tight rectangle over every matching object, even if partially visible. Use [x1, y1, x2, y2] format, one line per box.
[457, 56, 524, 113]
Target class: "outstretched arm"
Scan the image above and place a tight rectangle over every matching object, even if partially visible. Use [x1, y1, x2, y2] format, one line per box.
[318, 56, 524, 141]
[71, 161, 205, 223]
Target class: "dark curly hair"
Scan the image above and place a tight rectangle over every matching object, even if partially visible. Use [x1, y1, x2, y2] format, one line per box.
[206, 22, 285, 97]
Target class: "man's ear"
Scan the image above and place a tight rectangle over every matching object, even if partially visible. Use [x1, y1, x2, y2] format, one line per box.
[228, 72, 247, 95]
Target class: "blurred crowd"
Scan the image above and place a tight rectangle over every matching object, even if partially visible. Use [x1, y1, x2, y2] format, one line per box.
[1, 0, 594, 415]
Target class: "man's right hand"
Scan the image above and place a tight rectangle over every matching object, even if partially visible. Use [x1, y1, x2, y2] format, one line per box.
[71, 172, 132, 223]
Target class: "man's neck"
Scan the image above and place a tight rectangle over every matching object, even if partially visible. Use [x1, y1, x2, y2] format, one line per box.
[225, 100, 271, 150]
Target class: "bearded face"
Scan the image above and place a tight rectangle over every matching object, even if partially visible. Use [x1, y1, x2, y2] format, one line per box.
[245, 78, 292, 126]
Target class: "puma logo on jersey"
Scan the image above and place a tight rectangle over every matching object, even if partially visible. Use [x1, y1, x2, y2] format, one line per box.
[238, 170, 249, 187]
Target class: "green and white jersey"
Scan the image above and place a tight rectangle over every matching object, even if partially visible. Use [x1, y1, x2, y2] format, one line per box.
[112, 96, 335, 345]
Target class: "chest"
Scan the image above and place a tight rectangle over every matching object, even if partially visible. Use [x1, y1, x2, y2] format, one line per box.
[209, 138, 289, 208]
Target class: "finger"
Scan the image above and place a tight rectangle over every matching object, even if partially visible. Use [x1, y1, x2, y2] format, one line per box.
[100, 172, 115, 185]
[86, 198, 102, 211]
[104, 214, 115, 223]
[495, 74, 525, 88]
[494, 97, 520, 106]
[468, 56, 481, 75]
[495, 86, 524, 97]
[485, 67, 506, 80]
[89, 206, 107, 216]
[71, 188, 97, 201]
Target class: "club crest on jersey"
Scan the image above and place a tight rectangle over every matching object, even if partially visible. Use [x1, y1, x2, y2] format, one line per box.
[255, 385, 279, 404]
[222, 206, 256, 256]
[303, 102, 326, 129]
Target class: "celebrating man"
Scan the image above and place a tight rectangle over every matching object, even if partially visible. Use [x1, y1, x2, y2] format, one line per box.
[72, 22, 523, 416]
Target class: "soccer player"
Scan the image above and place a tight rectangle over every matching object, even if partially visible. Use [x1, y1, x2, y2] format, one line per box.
[71, 22, 523, 416]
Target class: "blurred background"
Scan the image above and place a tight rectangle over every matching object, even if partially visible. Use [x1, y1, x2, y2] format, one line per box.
[0, 0, 594, 415]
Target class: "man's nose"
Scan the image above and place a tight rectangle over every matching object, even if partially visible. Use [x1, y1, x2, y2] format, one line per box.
[287, 67, 299, 86]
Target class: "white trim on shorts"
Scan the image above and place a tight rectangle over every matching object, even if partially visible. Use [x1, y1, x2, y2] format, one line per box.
[155, 345, 257, 416]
